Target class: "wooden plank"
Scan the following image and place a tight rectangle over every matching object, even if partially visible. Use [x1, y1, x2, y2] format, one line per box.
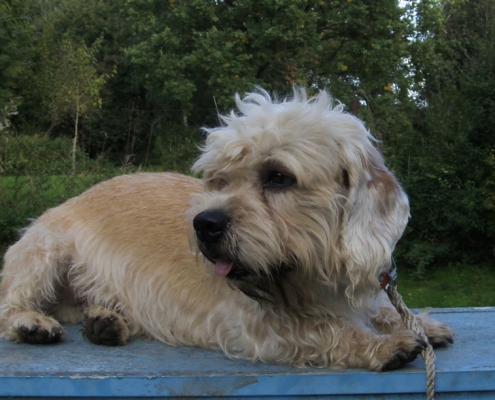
[1, 307, 494, 399]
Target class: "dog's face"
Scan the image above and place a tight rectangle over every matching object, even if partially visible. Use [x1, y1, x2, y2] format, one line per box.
[189, 88, 409, 305]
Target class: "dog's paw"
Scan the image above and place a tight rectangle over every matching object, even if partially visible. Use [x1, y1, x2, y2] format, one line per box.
[416, 310, 454, 348]
[381, 331, 427, 371]
[82, 306, 129, 346]
[426, 325, 454, 348]
[7, 312, 64, 344]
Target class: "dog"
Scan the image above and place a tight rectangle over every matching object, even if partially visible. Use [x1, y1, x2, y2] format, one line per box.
[0, 88, 453, 371]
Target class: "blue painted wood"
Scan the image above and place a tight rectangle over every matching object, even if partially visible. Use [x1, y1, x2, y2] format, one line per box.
[0, 307, 494, 399]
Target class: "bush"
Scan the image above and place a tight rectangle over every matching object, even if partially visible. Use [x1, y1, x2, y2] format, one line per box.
[0, 173, 118, 253]
[0, 133, 74, 175]
[153, 126, 201, 174]
[392, 133, 495, 276]
[0, 133, 117, 253]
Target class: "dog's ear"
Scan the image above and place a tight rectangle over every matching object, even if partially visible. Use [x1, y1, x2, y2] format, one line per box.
[339, 130, 409, 307]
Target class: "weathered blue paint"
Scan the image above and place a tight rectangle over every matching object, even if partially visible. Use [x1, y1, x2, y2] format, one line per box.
[0, 307, 494, 399]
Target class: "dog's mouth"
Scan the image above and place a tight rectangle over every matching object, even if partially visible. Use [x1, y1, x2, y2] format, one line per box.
[213, 258, 234, 276]
[204, 255, 249, 280]
[207, 254, 293, 280]
[202, 249, 296, 304]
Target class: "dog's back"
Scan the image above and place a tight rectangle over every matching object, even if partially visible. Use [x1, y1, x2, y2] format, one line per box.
[0, 173, 231, 345]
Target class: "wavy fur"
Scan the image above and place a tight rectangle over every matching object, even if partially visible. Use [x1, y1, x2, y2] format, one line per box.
[0, 87, 452, 370]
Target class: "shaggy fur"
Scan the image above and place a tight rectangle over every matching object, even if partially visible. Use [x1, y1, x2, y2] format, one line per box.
[0, 88, 453, 370]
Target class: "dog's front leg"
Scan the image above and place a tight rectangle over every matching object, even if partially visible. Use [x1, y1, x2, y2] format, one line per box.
[306, 318, 427, 371]
[207, 297, 428, 371]
[235, 313, 427, 371]
[370, 291, 454, 348]
[0, 224, 69, 344]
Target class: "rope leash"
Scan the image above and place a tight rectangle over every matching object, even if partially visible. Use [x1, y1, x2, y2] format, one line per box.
[380, 263, 436, 400]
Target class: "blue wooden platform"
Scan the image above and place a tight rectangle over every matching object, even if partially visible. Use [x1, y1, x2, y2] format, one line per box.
[1, 307, 494, 399]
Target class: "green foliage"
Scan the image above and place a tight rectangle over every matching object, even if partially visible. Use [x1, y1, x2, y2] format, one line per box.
[153, 126, 201, 174]
[124, 0, 320, 110]
[0, 0, 29, 109]
[41, 34, 109, 126]
[0, 133, 115, 253]
[0, 133, 73, 174]
[392, 0, 495, 274]
[4, 0, 419, 167]
[0, 97, 20, 132]
[124, 0, 413, 112]
[48, 34, 112, 173]
[0, 173, 114, 253]
[0, 132, 113, 175]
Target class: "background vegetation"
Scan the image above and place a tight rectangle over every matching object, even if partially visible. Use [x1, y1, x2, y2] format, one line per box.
[1, 0, 494, 306]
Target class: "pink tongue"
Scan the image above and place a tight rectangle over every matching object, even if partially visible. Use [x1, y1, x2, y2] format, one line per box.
[214, 259, 234, 276]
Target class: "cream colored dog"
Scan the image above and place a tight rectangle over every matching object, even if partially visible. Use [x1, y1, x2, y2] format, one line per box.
[0, 88, 452, 371]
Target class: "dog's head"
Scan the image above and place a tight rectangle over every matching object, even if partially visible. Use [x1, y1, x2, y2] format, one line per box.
[189, 88, 409, 306]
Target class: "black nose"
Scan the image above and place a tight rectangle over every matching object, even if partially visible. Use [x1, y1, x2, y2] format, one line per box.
[193, 210, 230, 244]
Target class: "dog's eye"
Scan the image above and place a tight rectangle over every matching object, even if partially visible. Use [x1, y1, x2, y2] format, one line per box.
[218, 179, 228, 190]
[264, 171, 295, 189]
[207, 178, 228, 191]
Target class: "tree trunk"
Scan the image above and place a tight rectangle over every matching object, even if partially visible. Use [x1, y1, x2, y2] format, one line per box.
[182, 110, 188, 127]
[144, 117, 158, 167]
[72, 91, 80, 175]
[44, 120, 58, 137]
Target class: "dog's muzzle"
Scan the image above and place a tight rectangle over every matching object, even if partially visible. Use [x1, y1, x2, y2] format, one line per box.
[193, 209, 235, 276]
[193, 209, 294, 302]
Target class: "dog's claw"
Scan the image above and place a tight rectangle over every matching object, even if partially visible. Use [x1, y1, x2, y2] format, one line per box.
[382, 340, 426, 371]
[17, 323, 63, 344]
[429, 334, 454, 348]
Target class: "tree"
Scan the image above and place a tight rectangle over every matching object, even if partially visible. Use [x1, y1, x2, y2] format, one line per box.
[9, 0, 418, 167]
[124, 0, 415, 139]
[392, 0, 495, 273]
[41, 34, 110, 173]
[0, 0, 29, 121]
[311, 0, 417, 154]
[124, 0, 320, 117]
[9, 0, 134, 160]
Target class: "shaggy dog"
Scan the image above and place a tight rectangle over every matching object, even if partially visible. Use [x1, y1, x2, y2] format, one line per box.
[0, 88, 453, 371]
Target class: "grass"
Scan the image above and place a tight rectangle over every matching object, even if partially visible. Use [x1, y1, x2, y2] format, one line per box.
[399, 264, 495, 308]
